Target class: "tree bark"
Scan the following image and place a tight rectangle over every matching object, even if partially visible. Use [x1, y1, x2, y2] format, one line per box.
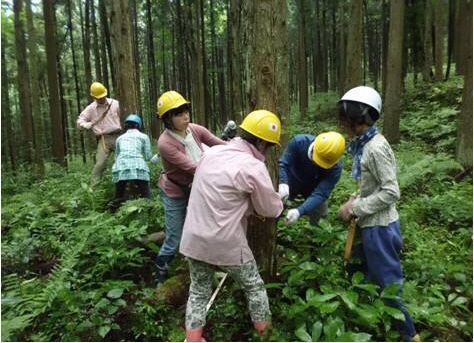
[1, 34, 18, 171]
[433, 0, 445, 81]
[109, 0, 139, 119]
[25, 0, 45, 176]
[228, 0, 244, 121]
[14, 0, 35, 165]
[344, 0, 363, 92]
[422, 0, 433, 81]
[383, 0, 405, 144]
[243, 0, 289, 281]
[67, 0, 87, 164]
[43, 0, 66, 166]
[297, 0, 308, 118]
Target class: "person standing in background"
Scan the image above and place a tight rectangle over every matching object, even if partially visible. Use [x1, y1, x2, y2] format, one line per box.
[110, 114, 152, 211]
[77, 82, 122, 184]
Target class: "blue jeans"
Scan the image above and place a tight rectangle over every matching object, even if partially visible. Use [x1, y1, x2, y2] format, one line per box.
[347, 220, 416, 340]
[155, 190, 188, 270]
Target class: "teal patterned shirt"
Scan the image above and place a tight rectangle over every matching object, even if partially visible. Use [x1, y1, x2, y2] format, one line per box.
[112, 129, 152, 183]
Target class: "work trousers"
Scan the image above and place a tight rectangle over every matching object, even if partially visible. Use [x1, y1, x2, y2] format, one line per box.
[91, 134, 118, 182]
[348, 220, 416, 340]
[155, 190, 188, 271]
[185, 258, 270, 329]
[114, 179, 151, 205]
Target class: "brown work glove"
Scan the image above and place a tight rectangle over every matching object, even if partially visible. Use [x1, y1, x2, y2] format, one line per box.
[338, 195, 356, 223]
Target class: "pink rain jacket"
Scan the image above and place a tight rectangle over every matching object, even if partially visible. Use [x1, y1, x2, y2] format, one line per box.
[180, 138, 283, 265]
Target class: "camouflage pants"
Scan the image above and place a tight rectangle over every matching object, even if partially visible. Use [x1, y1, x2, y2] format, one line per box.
[185, 258, 271, 329]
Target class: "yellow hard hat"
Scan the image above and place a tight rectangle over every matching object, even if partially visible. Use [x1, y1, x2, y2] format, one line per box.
[240, 110, 281, 145]
[157, 91, 190, 118]
[312, 131, 346, 169]
[90, 82, 107, 98]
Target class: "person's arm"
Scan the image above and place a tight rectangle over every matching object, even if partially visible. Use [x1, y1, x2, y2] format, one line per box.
[297, 163, 342, 215]
[143, 135, 152, 161]
[77, 106, 92, 129]
[278, 138, 297, 184]
[235, 160, 283, 218]
[159, 139, 197, 174]
[352, 143, 400, 218]
[195, 124, 227, 146]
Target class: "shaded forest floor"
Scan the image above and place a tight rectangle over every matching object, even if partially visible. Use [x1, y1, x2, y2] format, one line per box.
[2, 78, 472, 341]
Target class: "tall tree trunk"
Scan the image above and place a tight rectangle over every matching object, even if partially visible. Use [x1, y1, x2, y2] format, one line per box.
[344, 0, 364, 92]
[228, 0, 244, 121]
[454, 0, 470, 76]
[433, 0, 445, 81]
[1, 34, 18, 171]
[99, 0, 114, 88]
[131, 0, 142, 115]
[14, 0, 35, 165]
[422, 0, 433, 81]
[91, 1, 102, 82]
[455, 0, 472, 168]
[109, 0, 139, 118]
[25, 0, 45, 176]
[67, 0, 87, 163]
[383, 0, 405, 144]
[243, 0, 288, 281]
[297, 0, 308, 118]
[444, 0, 455, 80]
[43, 0, 66, 166]
[146, 0, 160, 139]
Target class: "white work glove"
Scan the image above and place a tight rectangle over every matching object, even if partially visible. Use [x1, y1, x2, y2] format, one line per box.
[285, 209, 300, 226]
[278, 183, 290, 202]
[150, 153, 160, 164]
[81, 122, 93, 130]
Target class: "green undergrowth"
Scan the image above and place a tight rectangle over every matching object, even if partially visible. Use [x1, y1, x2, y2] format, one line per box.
[2, 80, 472, 341]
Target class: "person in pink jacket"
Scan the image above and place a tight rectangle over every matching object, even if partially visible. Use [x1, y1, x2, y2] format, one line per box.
[180, 110, 284, 342]
[154, 91, 225, 287]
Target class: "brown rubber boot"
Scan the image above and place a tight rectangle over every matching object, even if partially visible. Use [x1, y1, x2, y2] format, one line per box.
[185, 327, 206, 342]
[254, 320, 271, 338]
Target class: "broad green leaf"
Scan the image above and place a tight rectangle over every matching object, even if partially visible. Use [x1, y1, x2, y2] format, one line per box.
[311, 321, 323, 341]
[319, 301, 340, 314]
[383, 306, 405, 321]
[336, 332, 371, 341]
[107, 288, 124, 299]
[299, 261, 319, 271]
[295, 324, 312, 342]
[98, 325, 111, 338]
[339, 292, 356, 310]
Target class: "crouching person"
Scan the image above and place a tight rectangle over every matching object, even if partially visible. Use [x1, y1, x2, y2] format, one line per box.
[179, 110, 284, 341]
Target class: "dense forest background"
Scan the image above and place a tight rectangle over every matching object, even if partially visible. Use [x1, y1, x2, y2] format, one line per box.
[1, 0, 473, 342]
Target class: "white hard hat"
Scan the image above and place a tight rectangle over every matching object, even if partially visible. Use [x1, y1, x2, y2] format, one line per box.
[226, 120, 237, 130]
[340, 86, 382, 115]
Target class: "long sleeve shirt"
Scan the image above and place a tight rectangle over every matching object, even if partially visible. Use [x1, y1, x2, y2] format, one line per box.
[179, 138, 283, 265]
[279, 134, 342, 215]
[112, 129, 152, 182]
[352, 134, 400, 228]
[158, 123, 226, 198]
[76, 98, 121, 136]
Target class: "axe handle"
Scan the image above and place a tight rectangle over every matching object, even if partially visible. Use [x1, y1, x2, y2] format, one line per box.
[344, 219, 357, 263]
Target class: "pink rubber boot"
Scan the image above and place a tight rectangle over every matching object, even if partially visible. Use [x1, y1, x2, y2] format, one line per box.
[185, 327, 206, 342]
[254, 320, 271, 338]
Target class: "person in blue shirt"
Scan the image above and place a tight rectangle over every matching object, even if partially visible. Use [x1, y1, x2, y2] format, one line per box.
[278, 131, 346, 226]
[110, 114, 152, 211]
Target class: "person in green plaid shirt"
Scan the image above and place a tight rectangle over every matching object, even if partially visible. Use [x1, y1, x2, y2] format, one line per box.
[110, 114, 152, 210]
